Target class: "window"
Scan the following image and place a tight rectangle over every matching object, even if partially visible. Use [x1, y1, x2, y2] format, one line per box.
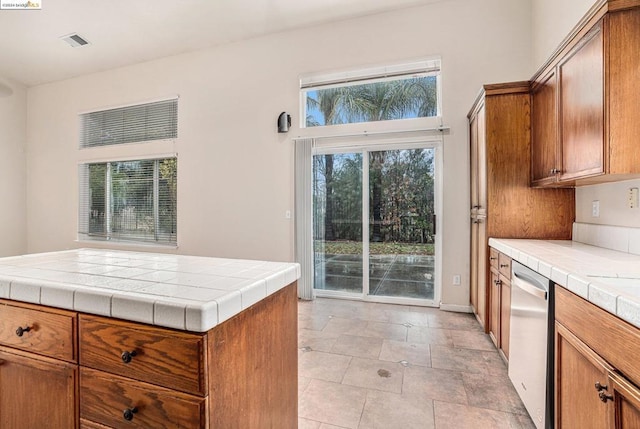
[79, 98, 178, 148]
[78, 158, 177, 245]
[78, 97, 179, 245]
[301, 59, 441, 128]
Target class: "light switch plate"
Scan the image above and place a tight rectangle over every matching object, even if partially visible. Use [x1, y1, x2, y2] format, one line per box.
[592, 200, 600, 217]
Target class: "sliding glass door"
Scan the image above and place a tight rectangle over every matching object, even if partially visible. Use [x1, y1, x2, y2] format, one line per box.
[312, 143, 439, 305]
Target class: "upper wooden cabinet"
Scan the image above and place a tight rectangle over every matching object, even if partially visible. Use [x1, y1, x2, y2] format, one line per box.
[530, 2, 640, 186]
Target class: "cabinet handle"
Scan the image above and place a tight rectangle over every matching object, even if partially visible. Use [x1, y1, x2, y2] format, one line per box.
[500, 264, 509, 268]
[123, 407, 138, 421]
[490, 257, 497, 261]
[121, 350, 138, 364]
[15, 326, 31, 337]
[494, 279, 502, 285]
[550, 168, 560, 174]
[595, 381, 608, 392]
[472, 205, 481, 209]
[598, 391, 613, 403]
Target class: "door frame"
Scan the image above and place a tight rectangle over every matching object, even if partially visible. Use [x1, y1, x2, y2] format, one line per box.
[310, 134, 443, 307]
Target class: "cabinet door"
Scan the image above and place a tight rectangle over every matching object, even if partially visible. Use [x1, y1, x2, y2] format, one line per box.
[531, 69, 559, 185]
[470, 218, 487, 329]
[608, 371, 640, 429]
[499, 275, 511, 360]
[558, 20, 604, 181]
[555, 322, 611, 428]
[470, 104, 487, 216]
[0, 348, 77, 429]
[488, 268, 500, 347]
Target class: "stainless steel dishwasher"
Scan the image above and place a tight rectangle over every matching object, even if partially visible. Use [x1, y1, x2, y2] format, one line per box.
[508, 261, 554, 429]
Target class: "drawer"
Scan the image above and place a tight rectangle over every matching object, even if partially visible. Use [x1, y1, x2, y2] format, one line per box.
[498, 252, 512, 278]
[0, 300, 77, 362]
[80, 367, 207, 429]
[489, 248, 499, 268]
[79, 315, 207, 395]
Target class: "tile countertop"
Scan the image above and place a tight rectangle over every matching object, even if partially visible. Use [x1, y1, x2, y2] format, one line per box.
[0, 248, 300, 332]
[489, 238, 640, 329]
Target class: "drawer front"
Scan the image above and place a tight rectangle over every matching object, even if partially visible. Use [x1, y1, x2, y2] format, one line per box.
[489, 248, 499, 268]
[80, 367, 206, 429]
[498, 252, 512, 278]
[79, 315, 206, 395]
[0, 300, 76, 362]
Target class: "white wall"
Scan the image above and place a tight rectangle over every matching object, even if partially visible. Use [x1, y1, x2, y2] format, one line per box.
[531, 0, 597, 69]
[532, 0, 640, 229]
[26, 0, 532, 308]
[0, 78, 27, 257]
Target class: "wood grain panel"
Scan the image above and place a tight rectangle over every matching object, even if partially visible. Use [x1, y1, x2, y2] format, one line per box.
[79, 315, 206, 395]
[488, 268, 500, 347]
[80, 367, 206, 429]
[559, 21, 605, 181]
[608, 371, 640, 428]
[607, 8, 640, 175]
[484, 92, 575, 239]
[0, 299, 77, 362]
[499, 275, 511, 361]
[207, 282, 298, 429]
[555, 285, 640, 388]
[555, 323, 611, 428]
[531, 69, 559, 185]
[0, 346, 78, 429]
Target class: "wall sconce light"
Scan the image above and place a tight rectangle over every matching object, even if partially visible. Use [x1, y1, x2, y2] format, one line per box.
[277, 112, 291, 133]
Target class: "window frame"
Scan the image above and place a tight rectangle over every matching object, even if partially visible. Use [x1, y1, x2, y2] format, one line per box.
[77, 96, 179, 247]
[78, 156, 177, 246]
[299, 59, 443, 135]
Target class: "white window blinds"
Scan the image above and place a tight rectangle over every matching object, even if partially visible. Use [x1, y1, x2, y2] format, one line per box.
[78, 158, 177, 245]
[79, 98, 178, 148]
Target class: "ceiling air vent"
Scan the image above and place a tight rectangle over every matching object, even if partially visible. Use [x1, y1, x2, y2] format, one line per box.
[60, 33, 90, 48]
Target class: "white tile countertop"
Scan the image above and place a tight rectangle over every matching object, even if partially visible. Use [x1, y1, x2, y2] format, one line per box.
[489, 238, 640, 329]
[0, 249, 300, 332]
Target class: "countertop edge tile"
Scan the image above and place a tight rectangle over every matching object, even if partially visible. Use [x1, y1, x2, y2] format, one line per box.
[0, 249, 300, 332]
[490, 238, 640, 329]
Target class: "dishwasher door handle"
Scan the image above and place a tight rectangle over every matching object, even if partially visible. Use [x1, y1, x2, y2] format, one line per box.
[512, 273, 548, 301]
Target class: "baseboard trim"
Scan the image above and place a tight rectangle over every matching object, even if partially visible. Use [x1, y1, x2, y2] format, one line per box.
[439, 303, 473, 313]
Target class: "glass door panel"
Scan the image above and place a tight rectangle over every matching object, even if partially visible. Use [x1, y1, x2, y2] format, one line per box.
[368, 149, 436, 300]
[313, 153, 363, 294]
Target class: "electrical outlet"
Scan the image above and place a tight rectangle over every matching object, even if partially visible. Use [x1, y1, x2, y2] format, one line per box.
[285, 210, 291, 219]
[592, 200, 600, 217]
[629, 188, 639, 209]
[453, 275, 461, 285]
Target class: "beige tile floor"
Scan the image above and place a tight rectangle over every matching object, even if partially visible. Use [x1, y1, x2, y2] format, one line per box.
[298, 298, 536, 429]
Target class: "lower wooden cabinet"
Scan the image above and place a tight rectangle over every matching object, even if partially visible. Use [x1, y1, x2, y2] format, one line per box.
[0, 348, 78, 429]
[488, 249, 511, 361]
[555, 286, 640, 428]
[0, 283, 298, 429]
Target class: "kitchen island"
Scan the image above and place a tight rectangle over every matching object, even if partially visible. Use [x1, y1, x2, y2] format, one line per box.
[0, 248, 300, 429]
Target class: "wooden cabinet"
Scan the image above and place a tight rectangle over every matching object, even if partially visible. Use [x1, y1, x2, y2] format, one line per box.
[531, 69, 559, 185]
[0, 282, 298, 429]
[468, 84, 574, 331]
[531, 3, 640, 186]
[487, 249, 511, 361]
[555, 285, 640, 428]
[0, 300, 78, 429]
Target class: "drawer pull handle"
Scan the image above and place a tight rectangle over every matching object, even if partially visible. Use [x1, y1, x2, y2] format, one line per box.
[499, 264, 509, 268]
[15, 326, 31, 337]
[595, 381, 608, 392]
[123, 407, 138, 421]
[490, 257, 497, 261]
[598, 391, 613, 403]
[121, 350, 137, 364]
